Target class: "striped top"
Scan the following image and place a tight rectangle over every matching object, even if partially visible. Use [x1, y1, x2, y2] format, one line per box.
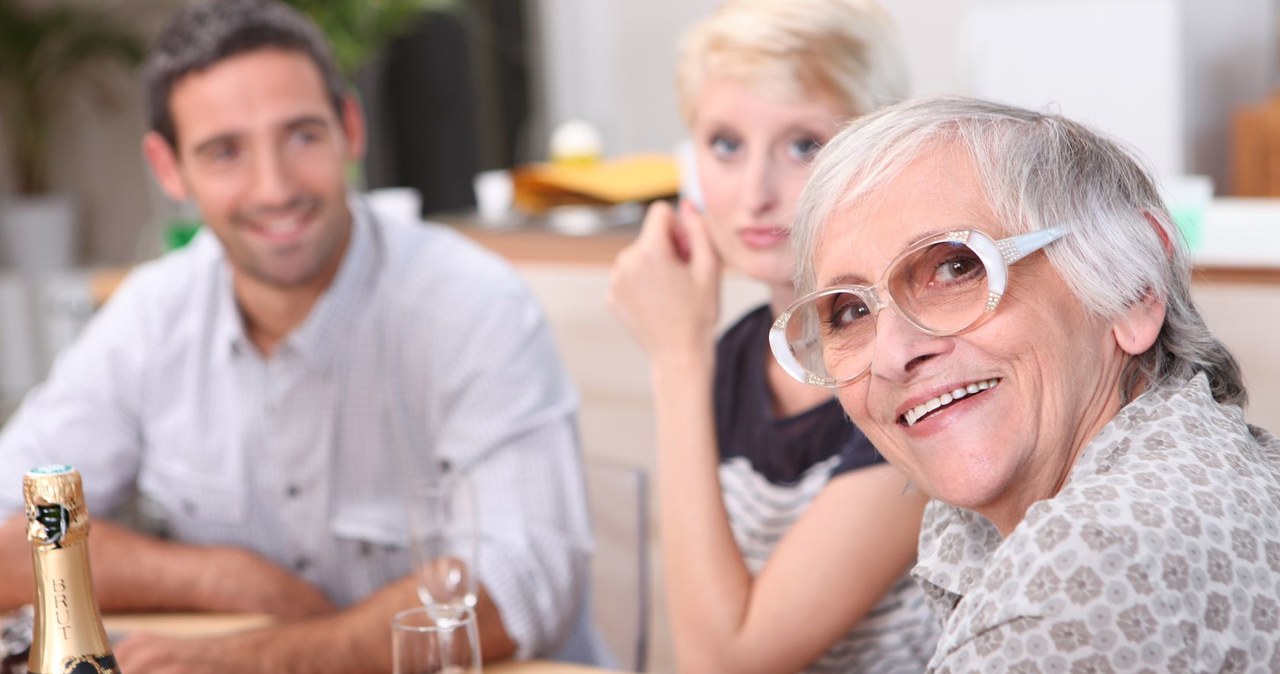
[715, 306, 939, 673]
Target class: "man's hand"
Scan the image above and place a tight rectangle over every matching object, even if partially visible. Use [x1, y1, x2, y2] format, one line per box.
[198, 547, 335, 618]
[114, 632, 259, 674]
[111, 574, 517, 674]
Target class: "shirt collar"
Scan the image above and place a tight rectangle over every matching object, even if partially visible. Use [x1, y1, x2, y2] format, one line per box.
[911, 374, 1200, 611]
[214, 193, 381, 370]
[285, 194, 379, 371]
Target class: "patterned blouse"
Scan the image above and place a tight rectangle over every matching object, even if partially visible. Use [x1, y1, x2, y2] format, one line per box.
[914, 373, 1280, 673]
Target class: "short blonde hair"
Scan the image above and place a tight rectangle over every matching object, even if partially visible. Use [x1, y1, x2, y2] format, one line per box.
[676, 0, 910, 125]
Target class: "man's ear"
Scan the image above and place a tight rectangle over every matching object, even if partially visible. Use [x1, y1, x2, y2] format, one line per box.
[340, 93, 366, 161]
[141, 131, 189, 202]
[1112, 291, 1167, 355]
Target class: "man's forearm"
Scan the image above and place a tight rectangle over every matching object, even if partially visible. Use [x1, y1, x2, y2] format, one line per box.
[0, 513, 240, 611]
[0, 515, 333, 616]
[116, 575, 519, 674]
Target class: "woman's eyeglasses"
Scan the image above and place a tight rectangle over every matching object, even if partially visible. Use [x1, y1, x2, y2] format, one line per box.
[770, 227, 1066, 387]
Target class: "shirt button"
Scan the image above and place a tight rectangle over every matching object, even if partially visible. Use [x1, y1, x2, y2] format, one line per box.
[359, 541, 374, 558]
[294, 557, 311, 573]
[285, 484, 300, 499]
[182, 499, 196, 516]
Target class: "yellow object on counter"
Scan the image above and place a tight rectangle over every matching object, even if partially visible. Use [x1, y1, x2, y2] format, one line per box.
[513, 154, 679, 213]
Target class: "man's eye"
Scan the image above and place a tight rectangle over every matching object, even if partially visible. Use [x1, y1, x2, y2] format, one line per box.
[206, 143, 239, 163]
[290, 128, 323, 146]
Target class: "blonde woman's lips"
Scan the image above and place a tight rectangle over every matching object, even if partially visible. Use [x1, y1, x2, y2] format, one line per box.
[739, 227, 789, 249]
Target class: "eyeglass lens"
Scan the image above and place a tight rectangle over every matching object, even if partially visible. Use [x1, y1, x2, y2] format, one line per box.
[784, 240, 991, 381]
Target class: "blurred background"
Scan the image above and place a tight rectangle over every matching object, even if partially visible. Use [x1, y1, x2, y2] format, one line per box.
[0, 0, 1275, 268]
[2, 3, 1278, 671]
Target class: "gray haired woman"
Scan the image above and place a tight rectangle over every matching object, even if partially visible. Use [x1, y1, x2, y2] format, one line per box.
[771, 96, 1280, 672]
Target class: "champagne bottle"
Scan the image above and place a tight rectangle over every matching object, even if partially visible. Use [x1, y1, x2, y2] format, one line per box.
[23, 465, 120, 674]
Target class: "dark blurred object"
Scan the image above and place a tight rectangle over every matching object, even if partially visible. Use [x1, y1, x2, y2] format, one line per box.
[0, 0, 145, 196]
[279, 0, 459, 77]
[0, 605, 33, 674]
[362, 0, 533, 215]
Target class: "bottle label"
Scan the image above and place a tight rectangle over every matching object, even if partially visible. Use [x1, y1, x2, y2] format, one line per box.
[34, 505, 71, 547]
[60, 653, 119, 674]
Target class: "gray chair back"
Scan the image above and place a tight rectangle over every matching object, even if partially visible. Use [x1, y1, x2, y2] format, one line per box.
[584, 458, 650, 672]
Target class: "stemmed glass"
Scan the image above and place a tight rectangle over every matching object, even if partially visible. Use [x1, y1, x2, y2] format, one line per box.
[391, 605, 482, 674]
[406, 472, 479, 610]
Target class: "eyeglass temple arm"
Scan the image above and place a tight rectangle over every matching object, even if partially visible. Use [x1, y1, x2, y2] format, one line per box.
[1002, 226, 1067, 264]
[769, 315, 818, 385]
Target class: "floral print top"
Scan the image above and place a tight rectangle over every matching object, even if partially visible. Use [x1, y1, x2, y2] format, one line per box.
[914, 373, 1280, 673]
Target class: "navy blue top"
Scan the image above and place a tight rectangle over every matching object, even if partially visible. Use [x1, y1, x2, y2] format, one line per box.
[713, 304, 883, 485]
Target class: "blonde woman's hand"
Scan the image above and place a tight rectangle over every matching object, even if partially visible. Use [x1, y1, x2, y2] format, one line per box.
[609, 199, 722, 363]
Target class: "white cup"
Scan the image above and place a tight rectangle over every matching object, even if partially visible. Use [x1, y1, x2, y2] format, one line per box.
[472, 170, 514, 225]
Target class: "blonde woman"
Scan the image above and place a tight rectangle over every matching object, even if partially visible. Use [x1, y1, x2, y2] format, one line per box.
[610, 1, 939, 672]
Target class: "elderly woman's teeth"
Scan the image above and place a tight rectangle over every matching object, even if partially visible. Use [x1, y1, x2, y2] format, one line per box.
[904, 379, 1000, 426]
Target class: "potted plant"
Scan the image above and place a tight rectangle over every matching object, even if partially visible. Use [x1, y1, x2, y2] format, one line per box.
[0, 0, 145, 274]
[281, 0, 460, 78]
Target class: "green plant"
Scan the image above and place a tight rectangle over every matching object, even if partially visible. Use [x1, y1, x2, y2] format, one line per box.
[0, 0, 146, 196]
[281, 0, 460, 78]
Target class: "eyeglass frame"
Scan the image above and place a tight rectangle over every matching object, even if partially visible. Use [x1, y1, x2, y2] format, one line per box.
[770, 226, 1067, 388]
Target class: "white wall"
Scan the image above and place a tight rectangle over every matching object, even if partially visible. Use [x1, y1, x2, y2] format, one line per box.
[3, 0, 1272, 265]
[529, 0, 1275, 190]
[527, 0, 719, 158]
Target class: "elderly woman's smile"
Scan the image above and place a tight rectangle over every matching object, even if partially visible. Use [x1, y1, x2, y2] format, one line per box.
[897, 377, 1000, 427]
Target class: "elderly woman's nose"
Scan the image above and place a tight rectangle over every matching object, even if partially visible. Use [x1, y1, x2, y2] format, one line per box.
[868, 308, 947, 380]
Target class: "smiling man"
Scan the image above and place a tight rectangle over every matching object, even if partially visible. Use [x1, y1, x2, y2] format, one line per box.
[0, 1, 601, 672]
[771, 97, 1280, 672]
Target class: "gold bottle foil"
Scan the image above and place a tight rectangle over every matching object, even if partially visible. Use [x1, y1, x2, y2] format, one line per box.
[23, 465, 120, 674]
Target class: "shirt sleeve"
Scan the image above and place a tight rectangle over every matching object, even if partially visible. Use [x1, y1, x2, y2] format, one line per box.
[414, 272, 591, 660]
[0, 271, 150, 517]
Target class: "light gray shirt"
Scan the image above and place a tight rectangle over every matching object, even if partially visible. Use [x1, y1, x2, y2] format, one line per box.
[915, 373, 1280, 673]
[0, 195, 601, 663]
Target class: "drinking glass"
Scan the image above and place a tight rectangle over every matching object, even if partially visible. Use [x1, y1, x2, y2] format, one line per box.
[391, 605, 482, 674]
[407, 473, 479, 609]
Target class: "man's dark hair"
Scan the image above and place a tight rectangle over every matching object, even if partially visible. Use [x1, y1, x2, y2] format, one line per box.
[142, 0, 346, 148]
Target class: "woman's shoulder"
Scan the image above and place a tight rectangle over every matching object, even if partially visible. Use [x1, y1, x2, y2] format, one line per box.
[715, 303, 774, 358]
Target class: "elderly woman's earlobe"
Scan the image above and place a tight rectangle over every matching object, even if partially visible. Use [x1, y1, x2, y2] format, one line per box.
[1111, 292, 1167, 355]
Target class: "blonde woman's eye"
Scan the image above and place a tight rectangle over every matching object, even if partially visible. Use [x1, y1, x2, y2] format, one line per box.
[709, 134, 741, 160]
[789, 137, 823, 161]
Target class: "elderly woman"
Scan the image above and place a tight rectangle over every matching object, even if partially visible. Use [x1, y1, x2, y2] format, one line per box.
[771, 95, 1280, 672]
[609, 1, 939, 672]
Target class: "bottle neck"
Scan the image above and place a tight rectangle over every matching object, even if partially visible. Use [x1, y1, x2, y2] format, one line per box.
[29, 539, 115, 674]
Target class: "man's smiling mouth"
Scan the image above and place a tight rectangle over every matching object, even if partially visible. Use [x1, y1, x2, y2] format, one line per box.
[901, 378, 1001, 427]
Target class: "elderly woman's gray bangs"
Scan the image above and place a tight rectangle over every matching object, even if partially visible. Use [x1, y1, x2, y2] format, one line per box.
[791, 96, 1245, 407]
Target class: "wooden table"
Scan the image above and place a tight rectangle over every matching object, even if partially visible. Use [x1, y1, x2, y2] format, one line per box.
[101, 613, 618, 673]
